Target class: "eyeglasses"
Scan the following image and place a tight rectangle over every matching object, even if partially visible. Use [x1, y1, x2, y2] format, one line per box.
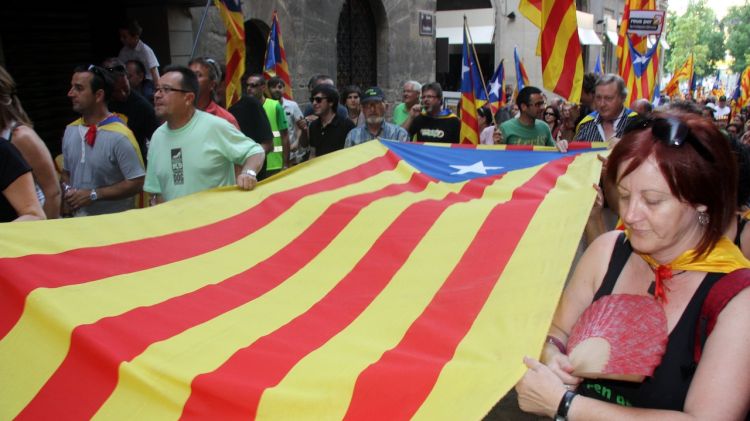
[105, 64, 126, 74]
[544, 112, 556, 117]
[154, 85, 191, 95]
[310, 96, 328, 103]
[625, 116, 714, 162]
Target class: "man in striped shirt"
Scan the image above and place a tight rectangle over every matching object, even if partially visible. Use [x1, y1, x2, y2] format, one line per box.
[574, 74, 638, 144]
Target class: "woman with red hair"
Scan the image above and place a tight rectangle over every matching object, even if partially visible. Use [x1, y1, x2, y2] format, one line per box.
[516, 112, 750, 419]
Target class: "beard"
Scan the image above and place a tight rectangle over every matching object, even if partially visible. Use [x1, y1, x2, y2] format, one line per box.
[366, 115, 384, 125]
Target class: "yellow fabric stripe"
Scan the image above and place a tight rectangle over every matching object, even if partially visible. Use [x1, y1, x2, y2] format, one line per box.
[254, 165, 540, 420]
[0, 160, 406, 417]
[0, 144, 387, 257]
[542, 2, 579, 100]
[414, 152, 602, 420]
[93, 177, 467, 419]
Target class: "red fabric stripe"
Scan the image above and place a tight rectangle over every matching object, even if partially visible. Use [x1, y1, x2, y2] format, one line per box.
[504, 144, 534, 150]
[540, 1, 567, 62]
[178, 176, 499, 420]
[16, 170, 433, 421]
[343, 155, 576, 420]
[0, 154, 397, 340]
[553, 30, 581, 98]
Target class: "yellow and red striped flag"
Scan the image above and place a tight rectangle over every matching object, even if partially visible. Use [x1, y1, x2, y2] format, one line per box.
[519, 0, 542, 27]
[214, 0, 245, 107]
[0, 141, 604, 420]
[664, 53, 694, 98]
[617, 0, 659, 106]
[263, 11, 293, 100]
[541, 0, 583, 102]
[739, 67, 750, 111]
[459, 23, 482, 145]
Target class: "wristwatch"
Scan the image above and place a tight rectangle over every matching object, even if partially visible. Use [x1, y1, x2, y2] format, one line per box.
[89, 189, 98, 202]
[244, 169, 257, 178]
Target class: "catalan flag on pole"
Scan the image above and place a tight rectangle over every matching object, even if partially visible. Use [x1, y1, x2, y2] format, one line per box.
[0, 140, 604, 420]
[514, 47, 530, 92]
[214, 0, 245, 107]
[664, 53, 694, 98]
[541, 0, 583, 102]
[737, 66, 750, 117]
[626, 37, 660, 102]
[459, 22, 483, 145]
[263, 11, 293, 100]
[487, 60, 507, 115]
[617, 0, 659, 106]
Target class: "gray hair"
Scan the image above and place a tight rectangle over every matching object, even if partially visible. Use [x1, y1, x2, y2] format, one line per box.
[595, 73, 627, 99]
[404, 80, 422, 91]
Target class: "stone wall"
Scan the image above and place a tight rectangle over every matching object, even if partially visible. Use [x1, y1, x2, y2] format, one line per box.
[190, 0, 437, 109]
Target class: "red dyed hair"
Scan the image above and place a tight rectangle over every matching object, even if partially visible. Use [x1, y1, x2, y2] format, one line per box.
[605, 112, 737, 257]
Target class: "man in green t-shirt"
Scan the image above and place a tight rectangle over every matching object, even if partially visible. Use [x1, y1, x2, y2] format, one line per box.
[499, 86, 567, 152]
[392, 80, 421, 127]
[246, 74, 290, 174]
[145, 65, 265, 203]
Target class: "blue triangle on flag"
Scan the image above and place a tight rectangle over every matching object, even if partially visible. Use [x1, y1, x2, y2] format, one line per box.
[380, 140, 604, 183]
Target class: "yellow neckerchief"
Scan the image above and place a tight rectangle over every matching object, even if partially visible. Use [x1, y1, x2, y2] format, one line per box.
[636, 235, 750, 303]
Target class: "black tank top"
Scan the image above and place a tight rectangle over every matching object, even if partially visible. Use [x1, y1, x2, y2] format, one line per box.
[735, 215, 747, 248]
[578, 233, 722, 410]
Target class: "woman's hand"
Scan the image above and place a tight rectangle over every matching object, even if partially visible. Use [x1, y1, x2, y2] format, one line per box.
[516, 356, 568, 418]
[544, 349, 583, 386]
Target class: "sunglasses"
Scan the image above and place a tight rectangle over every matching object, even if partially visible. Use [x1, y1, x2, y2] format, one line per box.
[310, 96, 328, 103]
[105, 64, 126, 74]
[544, 112, 556, 117]
[625, 117, 714, 162]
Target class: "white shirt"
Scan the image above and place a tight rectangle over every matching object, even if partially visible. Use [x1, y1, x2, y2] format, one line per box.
[118, 40, 159, 80]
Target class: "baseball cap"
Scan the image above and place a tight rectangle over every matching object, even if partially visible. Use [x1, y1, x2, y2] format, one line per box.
[361, 86, 385, 103]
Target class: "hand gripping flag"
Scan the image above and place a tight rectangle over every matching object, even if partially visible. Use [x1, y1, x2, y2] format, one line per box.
[263, 11, 293, 100]
[459, 23, 483, 145]
[541, 0, 583, 102]
[0, 140, 605, 420]
[514, 47, 530, 93]
[214, 0, 245, 107]
[664, 53, 694, 98]
[487, 60, 507, 115]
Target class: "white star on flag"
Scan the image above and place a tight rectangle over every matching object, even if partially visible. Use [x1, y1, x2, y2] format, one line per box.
[489, 78, 502, 97]
[450, 161, 503, 175]
[633, 55, 649, 65]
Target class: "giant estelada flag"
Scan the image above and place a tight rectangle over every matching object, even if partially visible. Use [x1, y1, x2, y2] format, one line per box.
[0, 141, 603, 420]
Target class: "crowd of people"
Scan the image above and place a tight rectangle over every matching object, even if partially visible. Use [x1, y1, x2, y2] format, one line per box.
[0, 20, 749, 419]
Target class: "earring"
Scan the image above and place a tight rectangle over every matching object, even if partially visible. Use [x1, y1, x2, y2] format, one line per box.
[698, 211, 709, 225]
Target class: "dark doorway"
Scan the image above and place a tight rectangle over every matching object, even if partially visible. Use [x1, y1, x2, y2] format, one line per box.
[336, 0, 377, 88]
[245, 19, 270, 77]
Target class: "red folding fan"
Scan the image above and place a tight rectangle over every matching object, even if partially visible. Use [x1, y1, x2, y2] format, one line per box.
[566, 294, 668, 382]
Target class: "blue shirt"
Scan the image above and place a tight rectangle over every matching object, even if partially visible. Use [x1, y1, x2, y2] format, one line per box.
[345, 121, 409, 147]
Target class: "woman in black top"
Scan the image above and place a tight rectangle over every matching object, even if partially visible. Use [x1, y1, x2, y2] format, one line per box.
[516, 113, 750, 419]
[0, 140, 44, 222]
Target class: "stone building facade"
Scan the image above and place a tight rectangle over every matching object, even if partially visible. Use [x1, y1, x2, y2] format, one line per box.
[189, 0, 437, 106]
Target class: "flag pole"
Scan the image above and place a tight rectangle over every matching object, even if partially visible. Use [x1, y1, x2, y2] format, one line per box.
[464, 17, 497, 126]
[190, 0, 213, 60]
